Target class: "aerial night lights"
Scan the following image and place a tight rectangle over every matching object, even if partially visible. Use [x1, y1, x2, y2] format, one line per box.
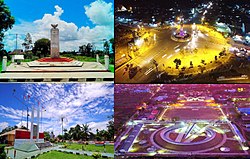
[115, 0, 250, 84]
[115, 84, 250, 158]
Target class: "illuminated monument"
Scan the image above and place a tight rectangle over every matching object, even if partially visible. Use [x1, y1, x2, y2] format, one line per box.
[171, 17, 192, 42]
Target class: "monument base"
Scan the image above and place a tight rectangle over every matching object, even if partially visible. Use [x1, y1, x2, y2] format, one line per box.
[14, 139, 44, 152]
[38, 57, 73, 62]
[27, 60, 83, 67]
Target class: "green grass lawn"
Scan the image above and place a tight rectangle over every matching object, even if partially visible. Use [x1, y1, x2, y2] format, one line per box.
[109, 65, 114, 73]
[35, 151, 103, 159]
[62, 55, 96, 62]
[64, 143, 114, 153]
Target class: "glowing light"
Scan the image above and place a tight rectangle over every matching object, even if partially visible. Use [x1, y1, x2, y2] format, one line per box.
[192, 23, 196, 30]
[148, 152, 157, 156]
[129, 147, 139, 152]
[175, 48, 180, 53]
[121, 135, 128, 141]
[158, 150, 166, 153]
[242, 146, 249, 151]
[135, 38, 143, 47]
[201, 16, 205, 22]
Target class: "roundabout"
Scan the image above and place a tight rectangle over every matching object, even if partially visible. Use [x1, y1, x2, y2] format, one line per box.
[115, 23, 233, 83]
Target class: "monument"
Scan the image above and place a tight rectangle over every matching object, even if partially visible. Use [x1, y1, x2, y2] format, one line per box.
[50, 24, 60, 58]
[171, 17, 192, 42]
[14, 106, 45, 152]
[0, 24, 113, 82]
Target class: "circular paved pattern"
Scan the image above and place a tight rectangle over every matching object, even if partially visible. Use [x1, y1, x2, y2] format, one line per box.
[151, 124, 226, 152]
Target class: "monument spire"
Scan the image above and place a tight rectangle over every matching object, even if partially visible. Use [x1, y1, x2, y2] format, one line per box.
[50, 24, 60, 58]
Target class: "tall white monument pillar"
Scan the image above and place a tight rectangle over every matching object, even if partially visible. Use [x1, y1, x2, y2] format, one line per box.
[50, 24, 60, 58]
[30, 106, 34, 142]
[36, 106, 40, 142]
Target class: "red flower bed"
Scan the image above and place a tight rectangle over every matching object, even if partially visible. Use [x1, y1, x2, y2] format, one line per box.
[37, 57, 73, 62]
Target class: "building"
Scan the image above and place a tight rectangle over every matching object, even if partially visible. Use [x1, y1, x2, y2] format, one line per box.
[0, 129, 28, 146]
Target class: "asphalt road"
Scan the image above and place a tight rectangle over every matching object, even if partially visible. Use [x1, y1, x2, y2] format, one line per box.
[115, 25, 228, 83]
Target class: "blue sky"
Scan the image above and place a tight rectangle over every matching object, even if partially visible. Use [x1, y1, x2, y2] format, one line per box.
[3, 0, 114, 51]
[0, 83, 114, 135]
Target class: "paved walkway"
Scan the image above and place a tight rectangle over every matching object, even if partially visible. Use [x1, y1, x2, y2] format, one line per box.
[6, 146, 60, 159]
[6, 146, 114, 159]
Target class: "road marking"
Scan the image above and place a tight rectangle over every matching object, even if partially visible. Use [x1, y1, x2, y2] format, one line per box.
[175, 48, 180, 53]
[162, 54, 167, 58]
[144, 67, 154, 75]
[174, 45, 180, 49]
[167, 54, 173, 59]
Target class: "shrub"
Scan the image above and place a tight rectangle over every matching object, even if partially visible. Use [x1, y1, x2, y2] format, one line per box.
[0, 145, 6, 159]
[92, 152, 102, 159]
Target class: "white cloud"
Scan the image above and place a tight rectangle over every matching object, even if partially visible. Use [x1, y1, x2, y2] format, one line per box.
[0, 122, 9, 131]
[88, 120, 109, 133]
[54, 5, 64, 17]
[0, 84, 113, 136]
[84, 0, 113, 25]
[3, 0, 114, 52]
[21, 83, 113, 136]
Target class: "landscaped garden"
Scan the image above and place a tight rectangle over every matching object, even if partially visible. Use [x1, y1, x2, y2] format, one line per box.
[35, 150, 108, 159]
[61, 143, 114, 153]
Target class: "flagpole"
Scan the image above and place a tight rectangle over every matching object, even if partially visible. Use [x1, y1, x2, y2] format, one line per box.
[41, 107, 43, 132]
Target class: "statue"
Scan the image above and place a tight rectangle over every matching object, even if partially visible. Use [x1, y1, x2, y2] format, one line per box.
[51, 24, 58, 29]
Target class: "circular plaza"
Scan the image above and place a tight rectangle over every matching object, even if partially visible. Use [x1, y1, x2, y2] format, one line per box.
[150, 123, 226, 153]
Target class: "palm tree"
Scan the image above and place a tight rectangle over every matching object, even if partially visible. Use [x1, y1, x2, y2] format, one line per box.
[74, 124, 82, 140]
[68, 127, 75, 140]
[69, 124, 82, 141]
[81, 124, 91, 141]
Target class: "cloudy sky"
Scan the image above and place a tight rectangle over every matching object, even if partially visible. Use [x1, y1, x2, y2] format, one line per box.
[3, 0, 114, 52]
[0, 83, 114, 136]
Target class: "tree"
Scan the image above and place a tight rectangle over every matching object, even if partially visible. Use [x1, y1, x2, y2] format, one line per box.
[82, 124, 91, 141]
[63, 132, 70, 140]
[69, 124, 82, 141]
[57, 135, 63, 140]
[22, 33, 32, 51]
[44, 131, 51, 141]
[107, 115, 114, 141]
[86, 43, 95, 57]
[79, 45, 86, 54]
[98, 130, 109, 141]
[0, 0, 15, 61]
[109, 38, 114, 54]
[0, 0, 15, 48]
[0, 126, 18, 135]
[103, 41, 109, 55]
[32, 38, 50, 58]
